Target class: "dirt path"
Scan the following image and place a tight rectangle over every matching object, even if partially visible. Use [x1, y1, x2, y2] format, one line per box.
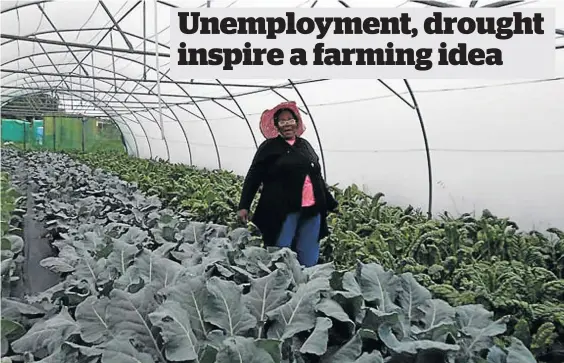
[22, 188, 60, 295]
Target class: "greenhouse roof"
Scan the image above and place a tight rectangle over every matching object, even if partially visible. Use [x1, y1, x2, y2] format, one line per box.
[1, 0, 563, 230]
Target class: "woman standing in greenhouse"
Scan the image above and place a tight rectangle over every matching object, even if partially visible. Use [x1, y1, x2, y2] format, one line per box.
[237, 101, 338, 267]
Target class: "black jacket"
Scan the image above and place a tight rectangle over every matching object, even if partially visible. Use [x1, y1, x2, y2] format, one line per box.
[238, 135, 338, 247]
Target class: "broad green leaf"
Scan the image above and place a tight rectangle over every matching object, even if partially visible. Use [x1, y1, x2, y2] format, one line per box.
[235, 246, 273, 276]
[178, 221, 207, 243]
[355, 262, 401, 312]
[100, 337, 154, 363]
[0, 335, 7, 356]
[243, 267, 291, 337]
[255, 339, 282, 363]
[34, 342, 103, 363]
[40, 257, 75, 273]
[204, 277, 257, 336]
[331, 271, 365, 325]
[269, 248, 305, 285]
[377, 324, 460, 356]
[3, 235, 23, 254]
[397, 272, 432, 322]
[506, 337, 537, 363]
[116, 249, 182, 290]
[81, 231, 107, 253]
[299, 317, 332, 356]
[75, 296, 112, 344]
[361, 307, 400, 332]
[215, 336, 275, 363]
[0, 318, 24, 336]
[149, 300, 203, 362]
[486, 346, 507, 363]
[160, 274, 210, 339]
[1, 249, 13, 262]
[206, 329, 227, 351]
[32, 348, 81, 363]
[358, 328, 379, 342]
[64, 341, 104, 358]
[266, 281, 322, 340]
[316, 298, 355, 336]
[106, 239, 139, 278]
[11, 307, 80, 356]
[320, 330, 363, 363]
[303, 262, 335, 292]
[412, 299, 457, 340]
[338, 271, 362, 299]
[1, 259, 13, 276]
[153, 241, 179, 258]
[105, 287, 165, 362]
[1, 237, 11, 250]
[116, 226, 150, 245]
[72, 253, 110, 291]
[1, 298, 45, 319]
[456, 305, 509, 355]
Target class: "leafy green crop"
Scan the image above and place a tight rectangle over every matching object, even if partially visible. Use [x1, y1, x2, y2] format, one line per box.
[0, 173, 25, 294]
[0, 171, 27, 355]
[0, 149, 538, 363]
[61, 149, 564, 361]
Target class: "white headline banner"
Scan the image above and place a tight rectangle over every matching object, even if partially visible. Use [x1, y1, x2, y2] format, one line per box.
[169, 7, 556, 79]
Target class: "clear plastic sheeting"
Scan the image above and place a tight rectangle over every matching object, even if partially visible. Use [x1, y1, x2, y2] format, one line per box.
[1, 0, 563, 231]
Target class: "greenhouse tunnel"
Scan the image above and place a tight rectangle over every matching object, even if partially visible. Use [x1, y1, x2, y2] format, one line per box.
[1, 0, 564, 233]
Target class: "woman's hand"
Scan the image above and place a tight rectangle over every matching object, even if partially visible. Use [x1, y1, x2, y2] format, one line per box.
[238, 209, 249, 223]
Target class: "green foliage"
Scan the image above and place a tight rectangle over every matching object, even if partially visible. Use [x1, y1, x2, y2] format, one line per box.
[69, 150, 248, 229]
[0, 172, 27, 353]
[1, 172, 19, 237]
[0, 172, 25, 298]
[5, 147, 563, 362]
[0, 149, 537, 363]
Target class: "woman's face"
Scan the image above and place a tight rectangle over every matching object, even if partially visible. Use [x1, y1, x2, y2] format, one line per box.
[276, 110, 298, 139]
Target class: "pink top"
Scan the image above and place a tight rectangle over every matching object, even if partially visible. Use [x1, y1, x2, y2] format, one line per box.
[286, 138, 316, 207]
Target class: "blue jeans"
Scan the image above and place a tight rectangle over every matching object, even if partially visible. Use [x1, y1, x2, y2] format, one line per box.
[276, 211, 321, 267]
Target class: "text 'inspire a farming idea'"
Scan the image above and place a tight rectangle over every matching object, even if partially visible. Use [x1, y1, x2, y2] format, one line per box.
[169, 8, 555, 79]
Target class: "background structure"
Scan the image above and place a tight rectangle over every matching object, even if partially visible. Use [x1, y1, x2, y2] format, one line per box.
[1, 0, 563, 231]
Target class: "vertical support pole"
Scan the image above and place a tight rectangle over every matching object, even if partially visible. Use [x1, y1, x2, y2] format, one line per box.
[82, 117, 86, 152]
[153, 0, 164, 140]
[404, 80, 433, 219]
[23, 120, 27, 150]
[110, 32, 117, 90]
[53, 117, 56, 151]
[91, 53, 96, 102]
[143, 0, 147, 80]
[70, 77, 73, 110]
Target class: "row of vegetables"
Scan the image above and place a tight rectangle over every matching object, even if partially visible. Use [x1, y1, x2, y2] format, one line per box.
[0, 172, 25, 301]
[0, 147, 531, 363]
[67, 149, 563, 362]
[0, 146, 561, 362]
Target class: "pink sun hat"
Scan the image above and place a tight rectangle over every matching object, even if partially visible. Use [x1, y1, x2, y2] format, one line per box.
[259, 101, 306, 139]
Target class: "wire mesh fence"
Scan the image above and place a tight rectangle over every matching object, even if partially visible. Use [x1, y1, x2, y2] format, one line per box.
[1, 115, 125, 153]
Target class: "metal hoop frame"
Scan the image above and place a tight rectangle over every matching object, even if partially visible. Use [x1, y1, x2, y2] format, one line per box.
[2, 0, 562, 218]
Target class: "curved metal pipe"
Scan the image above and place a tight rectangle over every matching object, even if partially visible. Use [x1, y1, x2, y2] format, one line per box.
[216, 79, 259, 149]
[287, 79, 327, 180]
[3, 73, 155, 159]
[8, 88, 142, 157]
[0, 0, 52, 14]
[3, 63, 179, 161]
[404, 80, 433, 219]
[3, 75, 191, 163]
[2, 48, 214, 167]
[4, 65, 192, 164]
